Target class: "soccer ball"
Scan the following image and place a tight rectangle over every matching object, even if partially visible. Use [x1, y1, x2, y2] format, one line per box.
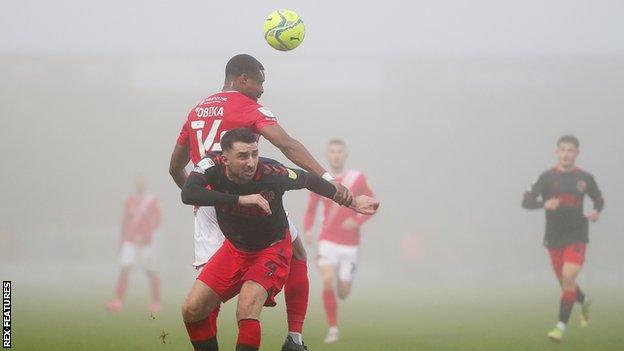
[263, 9, 305, 51]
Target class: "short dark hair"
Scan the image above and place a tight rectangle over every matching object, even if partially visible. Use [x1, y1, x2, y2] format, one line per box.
[221, 128, 258, 151]
[225, 54, 264, 79]
[557, 135, 580, 148]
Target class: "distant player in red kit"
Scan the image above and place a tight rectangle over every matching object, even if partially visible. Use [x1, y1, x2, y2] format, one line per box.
[106, 177, 162, 314]
[522, 135, 604, 343]
[179, 128, 379, 351]
[304, 139, 375, 343]
[169, 54, 353, 351]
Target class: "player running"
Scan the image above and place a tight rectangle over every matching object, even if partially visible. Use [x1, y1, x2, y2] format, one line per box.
[522, 135, 604, 343]
[168, 54, 352, 351]
[106, 177, 162, 314]
[303, 139, 375, 343]
[179, 128, 379, 351]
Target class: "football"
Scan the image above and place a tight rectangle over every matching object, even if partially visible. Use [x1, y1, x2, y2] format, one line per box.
[263, 9, 305, 51]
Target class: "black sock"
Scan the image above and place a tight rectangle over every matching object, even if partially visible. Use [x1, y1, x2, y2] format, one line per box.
[192, 337, 218, 351]
[576, 286, 586, 304]
[559, 291, 576, 324]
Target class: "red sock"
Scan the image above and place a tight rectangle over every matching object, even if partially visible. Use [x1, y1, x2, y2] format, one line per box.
[115, 271, 128, 300]
[285, 258, 309, 333]
[184, 317, 216, 341]
[149, 274, 160, 302]
[323, 288, 338, 327]
[237, 319, 261, 350]
[208, 304, 220, 336]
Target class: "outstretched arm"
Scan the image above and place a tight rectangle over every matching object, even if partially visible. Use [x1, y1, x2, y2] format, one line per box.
[181, 172, 238, 206]
[260, 124, 353, 206]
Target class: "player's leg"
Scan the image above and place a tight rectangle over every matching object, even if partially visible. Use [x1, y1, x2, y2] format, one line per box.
[236, 280, 269, 351]
[190, 207, 226, 344]
[336, 247, 358, 300]
[240, 232, 292, 351]
[106, 242, 135, 312]
[283, 235, 309, 349]
[140, 244, 161, 313]
[182, 280, 222, 351]
[183, 239, 238, 351]
[548, 243, 586, 342]
[317, 240, 340, 343]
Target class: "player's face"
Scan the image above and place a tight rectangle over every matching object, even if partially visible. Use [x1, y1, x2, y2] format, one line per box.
[134, 177, 146, 194]
[326, 143, 348, 170]
[556, 142, 579, 168]
[223, 142, 259, 183]
[240, 70, 265, 101]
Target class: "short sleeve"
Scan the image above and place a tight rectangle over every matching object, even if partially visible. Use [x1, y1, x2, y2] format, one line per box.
[240, 102, 278, 132]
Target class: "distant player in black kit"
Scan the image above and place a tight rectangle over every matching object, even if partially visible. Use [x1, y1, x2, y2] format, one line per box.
[180, 128, 379, 351]
[522, 135, 604, 343]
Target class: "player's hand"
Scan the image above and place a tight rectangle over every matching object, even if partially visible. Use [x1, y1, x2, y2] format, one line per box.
[587, 209, 600, 223]
[238, 194, 272, 215]
[544, 198, 560, 211]
[351, 195, 379, 215]
[304, 230, 314, 245]
[341, 217, 360, 231]
[331, 181, 353, 207]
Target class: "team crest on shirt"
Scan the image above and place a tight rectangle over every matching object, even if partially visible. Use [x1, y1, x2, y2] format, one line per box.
[576, 180, 587, 193]
[258, 107, 277, 119]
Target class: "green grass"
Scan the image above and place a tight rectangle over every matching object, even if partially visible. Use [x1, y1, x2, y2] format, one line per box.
[10, 283, 624, 350]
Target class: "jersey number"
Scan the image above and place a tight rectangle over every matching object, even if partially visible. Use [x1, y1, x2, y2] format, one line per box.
[195, 119, 224, 157]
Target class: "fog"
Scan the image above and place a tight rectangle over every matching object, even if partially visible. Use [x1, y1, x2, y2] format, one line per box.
[1, 0, 623, 317]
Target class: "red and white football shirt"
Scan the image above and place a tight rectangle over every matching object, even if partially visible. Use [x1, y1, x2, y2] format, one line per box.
[304, 170, 374, 246]
[122, 194, 161, 244]
[177, 91, 278, 165]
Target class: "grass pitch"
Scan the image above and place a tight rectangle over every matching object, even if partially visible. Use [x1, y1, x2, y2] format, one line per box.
[11, 282, 624, 350]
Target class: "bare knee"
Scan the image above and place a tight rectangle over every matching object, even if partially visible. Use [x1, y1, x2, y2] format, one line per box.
[236, 281, 267, 321]
[182, 299, 205, 322]
[560, 275, 576, 290]
[337, 282, 351, 300]
[320, 268, 335, 291]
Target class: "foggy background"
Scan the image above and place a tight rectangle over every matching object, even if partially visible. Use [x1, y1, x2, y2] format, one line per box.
[1, 0, 623, 299]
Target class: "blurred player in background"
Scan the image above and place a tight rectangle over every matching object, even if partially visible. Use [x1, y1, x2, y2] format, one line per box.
[522, 135, 604, 343]
[304, 139, 375, 343]
[106, 177, 162, 313]
[169, 54, 353, 351]
[179, 128, 379, 351]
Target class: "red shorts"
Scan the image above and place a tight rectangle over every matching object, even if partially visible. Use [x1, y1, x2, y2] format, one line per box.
[548, 242, 586, 278]
[197, 230, 292, 307]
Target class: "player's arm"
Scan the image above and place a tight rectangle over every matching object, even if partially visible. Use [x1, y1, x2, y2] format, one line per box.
[181, 160, 272, 214]
[522, 173, 546, 210]
[259, 124, 353, 206]
[169, 121, 191, 189]
[281, 167, 379, 215]
[586, 174, 604, 222]
[354, 175, 376, 225]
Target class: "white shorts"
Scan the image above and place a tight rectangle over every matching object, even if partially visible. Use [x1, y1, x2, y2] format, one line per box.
[119, 242, 155, 271]
[317, 240, 359, 282]
[192, 207, 299, 268]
